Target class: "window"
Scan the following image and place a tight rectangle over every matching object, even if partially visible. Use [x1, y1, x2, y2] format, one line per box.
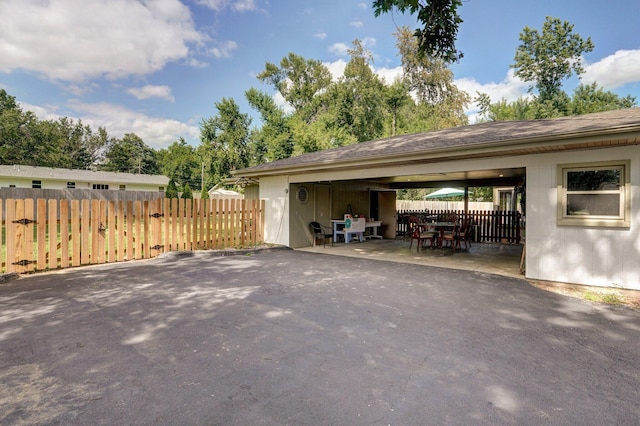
[32, 180, 41, 188]
[67, 182, 75, 189]
[557, 160, 630, 227]
[119, 184, 126, 190]
[92, 184, 109, 190]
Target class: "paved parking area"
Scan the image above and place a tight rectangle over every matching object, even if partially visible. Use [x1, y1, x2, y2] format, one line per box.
[1, 248, 639, 425]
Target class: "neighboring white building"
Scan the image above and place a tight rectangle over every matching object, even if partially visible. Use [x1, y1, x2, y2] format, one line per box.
[208, 187, 243, 199]
[0, 165, 168, 192]
[232, 108, 640, 290]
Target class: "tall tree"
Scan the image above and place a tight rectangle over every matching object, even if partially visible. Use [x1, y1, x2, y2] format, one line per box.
[157, 138, 200, 189]
[333, 39, 387, 142]
[245, 88, 293, 161]
[570, 83, 636, 115]
[511, 16, 594, 102]
[102, 133, 159, 174]
[384, 77, 412, 136]
[0, 90, 39, 165]
[395, 26, 469, 130]
[257, 53, 332, 122]
[373, 0, 463, 62]
[199, 98, 251, 186]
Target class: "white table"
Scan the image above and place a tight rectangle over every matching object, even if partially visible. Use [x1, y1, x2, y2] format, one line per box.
[331, 219, 383, 243]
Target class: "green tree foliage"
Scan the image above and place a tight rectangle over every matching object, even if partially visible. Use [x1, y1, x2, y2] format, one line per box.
[200, 186, 210, 199]
[570, 83, 636, 115]
[256, 53, 332, 122]
[332, 40, 387, 142]
[373, 0, 463, 63]
[157, 137, 200, 189]
[512, 16, 594, 102]
[384, 77, 411, 136]
[199, 98, 251, 187]
[181, 182, 193, 199]
[394, 27, 469, 130]
[102, 133, 160, 174]
[476, 17, 635, 123]
[165, 178, 179, 199]
[1, 89, 108, 169]
[245, 88, 293, 161]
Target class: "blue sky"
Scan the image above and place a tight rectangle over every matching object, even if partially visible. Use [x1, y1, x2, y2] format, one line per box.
[1, 0, 639, 150]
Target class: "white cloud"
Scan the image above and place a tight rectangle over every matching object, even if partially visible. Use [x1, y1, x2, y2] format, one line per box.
[583, 49, 640, 89]
[374, 66, 403, 85]
[357, 2, 368, 9]
[314, 32, 328, 40]
[195, 0, 257, 12]
[0, 0, 205, 82]
[362, 37, 377, 48]
[127, 85, 175, 102]
[329, 43, 350, 57]
[455, 70, 529, 103]
[325, 59, 348, 81]
[210, 40, 239, 58]
[350, 20, 364, 28]
[26, 100, 200, 149]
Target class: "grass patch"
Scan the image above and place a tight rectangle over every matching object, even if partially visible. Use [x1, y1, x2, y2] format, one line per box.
[582, 291, 625, 305]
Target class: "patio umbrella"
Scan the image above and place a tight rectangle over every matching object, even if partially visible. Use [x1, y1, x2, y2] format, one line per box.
[425, 187, 465, 198]
[425, 187, 465, 212]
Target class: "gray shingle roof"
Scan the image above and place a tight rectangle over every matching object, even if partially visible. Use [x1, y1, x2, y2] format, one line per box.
[234, 108, 640, 177]
[0, 165, 169, 185]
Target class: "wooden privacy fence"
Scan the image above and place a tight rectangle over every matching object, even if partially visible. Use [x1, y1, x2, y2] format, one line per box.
[1, 198, 265, 274]
[397, 209, 522, 244]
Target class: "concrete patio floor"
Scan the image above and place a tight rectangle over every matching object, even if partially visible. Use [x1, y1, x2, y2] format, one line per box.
[298, 237, 525, 279]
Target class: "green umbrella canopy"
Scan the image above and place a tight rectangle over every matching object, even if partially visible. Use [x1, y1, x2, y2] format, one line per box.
[425, 188, 465, 199]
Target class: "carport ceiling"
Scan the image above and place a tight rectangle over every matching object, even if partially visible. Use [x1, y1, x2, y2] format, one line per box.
[375, 167, 526, 189]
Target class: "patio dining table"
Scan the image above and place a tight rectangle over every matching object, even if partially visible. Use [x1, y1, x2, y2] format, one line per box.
[420, 221, 457, 248]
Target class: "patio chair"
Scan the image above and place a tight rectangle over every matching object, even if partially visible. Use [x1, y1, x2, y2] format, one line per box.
[441, 222, 461, 252]
[310, 221, 333, 247]
[457, 218, 473, 249]
[408, 216, 438, 251]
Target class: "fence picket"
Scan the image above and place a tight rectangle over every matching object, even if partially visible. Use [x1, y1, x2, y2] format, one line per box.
[61, 200, 71, 268]
[143, 201, 150, 259]
[163, 198, 170, 253]
[70, 200, 79, 266]
[5, 200, 15, 273]
[47, 199, 57, 270]
[12, 199, 24, 273]
[37, 199, 47, 270]
[108, 200, 116, 263]
[125, 201, 132, 259]
[0, 200, 3, 271]
[23, 199, 35, 273]
[117, 201, 125, 262]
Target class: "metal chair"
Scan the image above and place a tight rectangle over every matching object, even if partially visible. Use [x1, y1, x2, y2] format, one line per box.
[310, 221, 333, 247]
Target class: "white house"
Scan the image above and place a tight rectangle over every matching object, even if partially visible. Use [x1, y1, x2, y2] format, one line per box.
[0, 165, 168, 192]
[231, 108, 640, 290]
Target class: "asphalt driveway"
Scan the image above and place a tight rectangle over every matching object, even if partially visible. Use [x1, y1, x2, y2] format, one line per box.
[1, 248, 639, 425]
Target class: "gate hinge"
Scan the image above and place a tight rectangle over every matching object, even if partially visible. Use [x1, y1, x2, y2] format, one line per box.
[12, 218, 36, 225]
[150, 213, 164, 218]
[12, 259, 35, 266]
[150, 244, 164, 250]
